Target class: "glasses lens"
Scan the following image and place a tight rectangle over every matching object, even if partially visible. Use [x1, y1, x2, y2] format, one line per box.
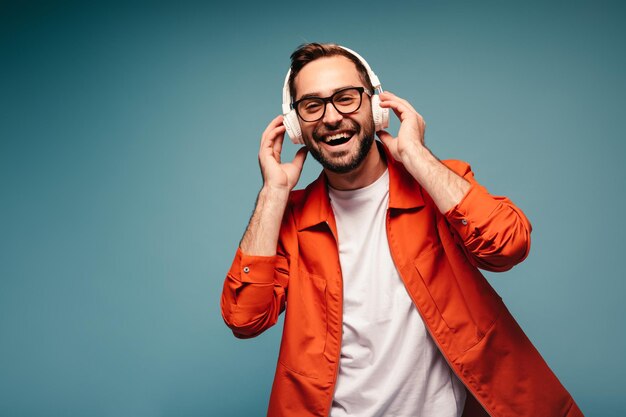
[297, 98, 325, 122]
[332, 88, 362, 114]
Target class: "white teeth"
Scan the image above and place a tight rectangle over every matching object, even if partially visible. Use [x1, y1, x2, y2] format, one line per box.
[323, 133, 352, 143]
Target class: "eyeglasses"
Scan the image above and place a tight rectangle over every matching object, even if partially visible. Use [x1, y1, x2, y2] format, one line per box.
[292, 87, 372, 122]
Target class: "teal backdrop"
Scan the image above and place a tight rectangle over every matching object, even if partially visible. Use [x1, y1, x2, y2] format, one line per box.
[1, 1, 624, 415]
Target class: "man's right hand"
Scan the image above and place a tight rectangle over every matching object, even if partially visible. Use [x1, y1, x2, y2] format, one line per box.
[239, 116, 307, 256]
[259, 115, 308, 193]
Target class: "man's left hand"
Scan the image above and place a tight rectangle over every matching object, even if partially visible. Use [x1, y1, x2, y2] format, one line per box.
[377, 91, 471, 214]
[376, 91, 427, 165]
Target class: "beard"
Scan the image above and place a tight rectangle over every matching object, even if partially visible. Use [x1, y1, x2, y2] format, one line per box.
[305, 118, 376, 174]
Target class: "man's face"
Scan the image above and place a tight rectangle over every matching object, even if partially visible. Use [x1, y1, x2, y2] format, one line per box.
[293, 56, 375, 174]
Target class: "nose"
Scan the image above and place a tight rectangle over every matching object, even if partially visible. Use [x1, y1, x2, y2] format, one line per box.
[322, 102, 343, 126]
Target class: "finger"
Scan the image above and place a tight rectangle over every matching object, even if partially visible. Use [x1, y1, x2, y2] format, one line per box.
[291, 146, 308, 171]
[260, 126, 286, 168]
[261, 116, 285, 147]
[378, 98, 415, 121]
[261, 123, 286, 152]
[272, 126, 286, 161]
[379, 92, 412, 110]
[262, 115, 283, 138]
[380, 91, 419, 115]
[380, 98, 425, 130]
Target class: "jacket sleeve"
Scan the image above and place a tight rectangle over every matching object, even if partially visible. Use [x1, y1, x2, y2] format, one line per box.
[441, 160, 532, 272]
[220, 208, 294, 339]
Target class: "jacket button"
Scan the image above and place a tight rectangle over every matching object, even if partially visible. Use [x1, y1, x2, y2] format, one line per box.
[461, 219, 468, 225]
[243, 266, 250, 273]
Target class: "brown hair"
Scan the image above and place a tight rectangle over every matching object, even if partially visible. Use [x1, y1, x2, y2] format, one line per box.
[288, 43, 374, 101]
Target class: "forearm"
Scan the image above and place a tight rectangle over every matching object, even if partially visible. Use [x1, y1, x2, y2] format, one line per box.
[402, 145, 471, 213]
[223, 187, 291, 338]
[221, 247, 289, 338]
[240, 186, 290, 256]
[438, 159, 532, 271]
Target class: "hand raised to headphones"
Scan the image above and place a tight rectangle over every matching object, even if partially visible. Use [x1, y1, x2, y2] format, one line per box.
[376, 91, 426, 165]
[259, 115, 308, 193]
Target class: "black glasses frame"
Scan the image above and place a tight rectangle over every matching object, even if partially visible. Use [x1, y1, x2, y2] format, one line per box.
[292, 87, 372, 122]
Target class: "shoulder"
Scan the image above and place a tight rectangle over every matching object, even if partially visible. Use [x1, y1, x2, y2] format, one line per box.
[287, 188, 306, 211]
[285, 172, 326, 218]
[287, 178, 320, 208]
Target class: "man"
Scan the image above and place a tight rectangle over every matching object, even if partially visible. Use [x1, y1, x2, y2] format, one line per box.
[221, 43, 583, 417]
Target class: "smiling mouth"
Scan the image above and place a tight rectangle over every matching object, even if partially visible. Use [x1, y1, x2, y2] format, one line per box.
[321, 131, 354, 147]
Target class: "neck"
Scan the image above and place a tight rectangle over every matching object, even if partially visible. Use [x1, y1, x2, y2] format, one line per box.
[325, 141, 387, 191]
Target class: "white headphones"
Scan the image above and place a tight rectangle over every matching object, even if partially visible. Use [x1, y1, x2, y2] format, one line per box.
[281, 45, 389, 144]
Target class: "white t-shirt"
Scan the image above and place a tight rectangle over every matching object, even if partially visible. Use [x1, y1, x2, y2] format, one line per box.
[328, 168, 466, 417]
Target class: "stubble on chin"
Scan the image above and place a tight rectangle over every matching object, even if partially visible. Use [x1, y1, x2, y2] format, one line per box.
[305, 121, 375, 174]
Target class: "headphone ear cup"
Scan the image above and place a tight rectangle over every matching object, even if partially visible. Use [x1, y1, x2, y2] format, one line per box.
[283, 110, 303, 144]
[371, 94, 389, 132]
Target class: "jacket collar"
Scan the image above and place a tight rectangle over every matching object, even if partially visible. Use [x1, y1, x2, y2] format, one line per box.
[294, 141, 425, 232]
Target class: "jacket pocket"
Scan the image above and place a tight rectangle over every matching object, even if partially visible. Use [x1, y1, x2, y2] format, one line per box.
[413, 244, 503, 352]
[278, 268, 327, 379]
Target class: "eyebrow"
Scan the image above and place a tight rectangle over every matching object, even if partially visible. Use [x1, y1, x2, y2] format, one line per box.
[296, 85, 360, 101]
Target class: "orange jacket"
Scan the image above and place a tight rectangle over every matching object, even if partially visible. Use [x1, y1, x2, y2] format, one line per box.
[221, 143, 583, 417]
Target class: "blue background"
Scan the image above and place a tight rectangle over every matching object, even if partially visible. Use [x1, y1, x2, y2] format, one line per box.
[1, 1, 624, 415]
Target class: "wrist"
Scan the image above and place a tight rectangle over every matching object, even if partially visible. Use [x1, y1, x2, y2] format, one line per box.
[402, 143, 433, 174]
[259, 185, 290, 204]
